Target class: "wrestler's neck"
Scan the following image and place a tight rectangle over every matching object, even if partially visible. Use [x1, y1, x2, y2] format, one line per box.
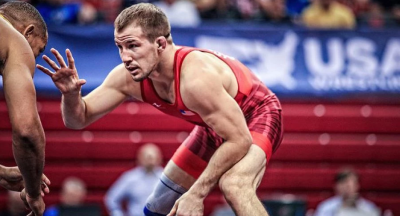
[148, 43, 178, 85]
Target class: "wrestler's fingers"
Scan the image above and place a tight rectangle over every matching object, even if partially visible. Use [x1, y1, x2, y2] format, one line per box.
[36, 65, 54, 77]
[41, 174, 51, 186]
[41, 175, 50, 195]
[41, 182, 49, 195]
[167, 204, 177, 216]
[26, 211, 33, 216]
[51, 68, 75, 81]
[20, 190, 29, 210]
[77, 79, 86, 86]
[42, 55, 60, 71]
[50, 48, 67, 68]
[66, 49, 75, 69]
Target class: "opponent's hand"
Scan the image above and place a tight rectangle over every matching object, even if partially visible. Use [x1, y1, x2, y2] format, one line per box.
[168, 191, 204, 216]
[21, 189, 46, 216]
[0, 166, 51, 194]
[0, 166, 24, 191]
[37, 48, 86, 95]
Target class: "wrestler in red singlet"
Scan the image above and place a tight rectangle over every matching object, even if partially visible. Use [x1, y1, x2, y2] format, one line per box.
[141, 46, 283, 178]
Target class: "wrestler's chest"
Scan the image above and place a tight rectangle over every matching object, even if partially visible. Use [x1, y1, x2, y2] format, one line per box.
[152, 81, 176, 104]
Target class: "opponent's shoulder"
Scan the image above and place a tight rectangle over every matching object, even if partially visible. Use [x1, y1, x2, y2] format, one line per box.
[0, 19, 35, 74]
[0, 19, 32, 54]
[0, 18, 14, 46]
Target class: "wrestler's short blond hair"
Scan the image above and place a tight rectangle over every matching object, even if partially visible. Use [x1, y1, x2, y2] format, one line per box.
[115, 3, 171, 43]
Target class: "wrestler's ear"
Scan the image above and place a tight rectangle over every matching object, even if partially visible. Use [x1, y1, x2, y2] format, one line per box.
[23, 24, 35, 39]
[156, 36, 166, 51]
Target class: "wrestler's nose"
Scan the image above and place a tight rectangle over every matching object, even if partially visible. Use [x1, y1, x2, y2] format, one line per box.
[121, 50, 133, 64]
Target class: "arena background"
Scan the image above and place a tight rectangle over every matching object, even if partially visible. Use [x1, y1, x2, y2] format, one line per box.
[1, 1, 400, 215]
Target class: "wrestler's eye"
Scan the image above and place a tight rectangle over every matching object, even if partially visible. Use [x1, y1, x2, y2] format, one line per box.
[116, 44, 122, 50]
[128, 44, 137, 49]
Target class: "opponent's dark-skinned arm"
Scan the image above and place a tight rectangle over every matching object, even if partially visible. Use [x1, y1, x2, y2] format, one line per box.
[3, 41, 45, 199]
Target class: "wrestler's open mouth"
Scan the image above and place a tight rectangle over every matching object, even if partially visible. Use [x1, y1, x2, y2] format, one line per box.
[127, 66, 139, 74]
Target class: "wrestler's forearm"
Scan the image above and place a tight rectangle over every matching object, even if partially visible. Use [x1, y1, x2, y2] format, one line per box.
[189, 141, 250, 198]
[12, 121, 45, 197]
[61, 92, 87, 129]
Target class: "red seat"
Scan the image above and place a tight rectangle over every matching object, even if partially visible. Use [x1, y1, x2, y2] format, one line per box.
[2, 131, 399, 163]
[0, 101, 194, 131]
[1, 100, 400, 216]
[275, 133, 400, 163]
[282, 103, 400, 133]
[1, 165, 394, 192]
[2, 101, 400, 133]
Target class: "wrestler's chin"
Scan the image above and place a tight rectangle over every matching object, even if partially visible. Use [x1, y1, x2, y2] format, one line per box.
[131, 74, 148, 82]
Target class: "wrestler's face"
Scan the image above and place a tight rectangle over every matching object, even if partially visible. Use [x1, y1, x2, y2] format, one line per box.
[114, 25, 159, 82]
[27, 35, 47, 59]
[22, 25, 47, 59]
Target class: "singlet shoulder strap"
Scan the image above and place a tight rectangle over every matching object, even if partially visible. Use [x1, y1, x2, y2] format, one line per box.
[173, 46, 197, 75]
[173, 47, 197, 109]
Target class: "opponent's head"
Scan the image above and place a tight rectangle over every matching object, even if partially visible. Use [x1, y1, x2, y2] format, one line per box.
[0, 1, 48, 58]
[114, 3, 171, 81]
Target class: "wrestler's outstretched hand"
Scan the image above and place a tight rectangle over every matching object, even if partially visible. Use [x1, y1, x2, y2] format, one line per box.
[37, 48, 86, 95]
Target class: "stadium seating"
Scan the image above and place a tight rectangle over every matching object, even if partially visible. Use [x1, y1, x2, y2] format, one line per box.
[0, 99, 399, 215]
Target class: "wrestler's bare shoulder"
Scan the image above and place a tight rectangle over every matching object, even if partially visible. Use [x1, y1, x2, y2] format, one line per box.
[0, 19, 14, 73]
[0, 18, 30, 53]
[0, 19, 34, 76]
[107, 63, 143, 101]
[180, 50, 237, 97]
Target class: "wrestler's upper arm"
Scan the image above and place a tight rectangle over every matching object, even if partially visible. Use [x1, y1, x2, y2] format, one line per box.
[180, 56, 251, 144]
[82, 64, 133, 122]
[2, 36, 39, 131]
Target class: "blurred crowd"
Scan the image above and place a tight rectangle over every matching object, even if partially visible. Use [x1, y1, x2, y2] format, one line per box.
[1, 0, 399, 28]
